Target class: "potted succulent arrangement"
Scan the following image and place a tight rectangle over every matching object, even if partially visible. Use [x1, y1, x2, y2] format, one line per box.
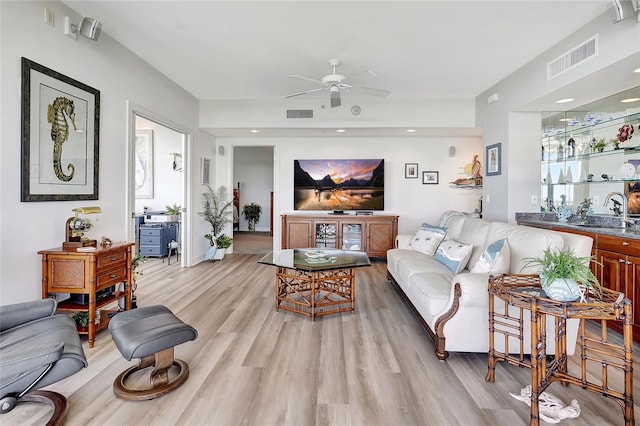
[522, 247, 602, 302]
[242, 202, 262, 232]
[200, 185, 233, 261]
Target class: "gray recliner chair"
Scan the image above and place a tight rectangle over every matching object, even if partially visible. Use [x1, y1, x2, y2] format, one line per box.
[0, 299, 87, 425]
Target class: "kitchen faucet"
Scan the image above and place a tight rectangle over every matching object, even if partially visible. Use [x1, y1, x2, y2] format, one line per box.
[603, 191, 629, 228]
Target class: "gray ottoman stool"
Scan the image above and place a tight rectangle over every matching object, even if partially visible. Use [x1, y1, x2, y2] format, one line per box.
[109, 305, 198, 400]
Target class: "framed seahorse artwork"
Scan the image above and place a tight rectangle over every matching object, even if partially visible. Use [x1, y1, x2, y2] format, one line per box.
[20, 57, 100, 201]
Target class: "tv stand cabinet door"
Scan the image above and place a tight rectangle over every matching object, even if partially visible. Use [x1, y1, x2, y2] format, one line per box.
[282, 217, 313, 249]
[366, 217, 398, 258]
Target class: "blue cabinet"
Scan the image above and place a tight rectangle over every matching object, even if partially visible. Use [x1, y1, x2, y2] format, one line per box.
[138, 223, 178, 258]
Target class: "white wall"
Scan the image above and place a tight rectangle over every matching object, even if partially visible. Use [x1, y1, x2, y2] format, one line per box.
[216, 135, 483, 250]
[0, 1, 208, 304]
[476, 12, 640, 222]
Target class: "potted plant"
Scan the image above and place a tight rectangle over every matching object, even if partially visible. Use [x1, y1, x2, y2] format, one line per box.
[131, 254, 146, 308]
[165, 203, 182, 221]
[242, 202, 262, 232]
[200, 185, 233, 260]
[593, 138, 608, 153]
[71, 311, 90, 331]
[522, 247, 602, 302]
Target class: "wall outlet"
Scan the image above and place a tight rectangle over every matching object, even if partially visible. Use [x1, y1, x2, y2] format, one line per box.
[531, 194, 538, 204]
[486, 195, 491, 204]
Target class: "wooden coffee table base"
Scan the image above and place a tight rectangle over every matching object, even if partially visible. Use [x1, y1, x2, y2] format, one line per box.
[275, 267, 355, 320]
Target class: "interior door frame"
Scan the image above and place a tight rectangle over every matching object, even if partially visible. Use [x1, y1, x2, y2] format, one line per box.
[126, 101, 192, 266]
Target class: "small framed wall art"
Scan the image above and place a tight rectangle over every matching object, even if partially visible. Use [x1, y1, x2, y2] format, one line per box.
[422, 171, 439, 185]
[201, 158, 211, 185]
[486, 143, 502, 176]
[405, 163, 418, 179]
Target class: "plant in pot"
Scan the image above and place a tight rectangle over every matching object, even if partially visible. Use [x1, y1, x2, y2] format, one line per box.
[200, 185, 233, 261]
[593, 138, 608, 153]
[522, 247, 602, 302]
[242, 202, 262, 232]
[71, 311, 90, 331]
[131, 254, 146, 308]
[165, 203, 182, 221]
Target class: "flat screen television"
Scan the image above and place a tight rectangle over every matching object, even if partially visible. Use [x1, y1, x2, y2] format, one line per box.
[294, 159, 384, 212]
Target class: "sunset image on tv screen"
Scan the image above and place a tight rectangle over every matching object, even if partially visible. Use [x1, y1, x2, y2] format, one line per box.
[293, 159, 384, 211]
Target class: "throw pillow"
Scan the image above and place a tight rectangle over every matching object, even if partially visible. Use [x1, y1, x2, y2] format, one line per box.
[471, 238, 511, 274]
[433, 240, 473, 274]
[409, 225, 447, 255]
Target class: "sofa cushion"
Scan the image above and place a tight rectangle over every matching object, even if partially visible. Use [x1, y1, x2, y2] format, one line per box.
[408, 225, 447, 255]
[471, 238, 511, 274]
[488, 222, 565, 273]
[456, 218, 492, 269]
[395, 255, 454, 290]
[433, 240, 473, 274]
[409, 272, 453, 325]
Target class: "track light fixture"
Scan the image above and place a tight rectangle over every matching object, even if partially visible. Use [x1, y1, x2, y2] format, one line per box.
[65, 16, 102, 41]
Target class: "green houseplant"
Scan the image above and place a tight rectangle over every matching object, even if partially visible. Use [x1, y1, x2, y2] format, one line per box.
[216, 234, 233, 249]
[200, 185, 234, 261]
[71, 311, 90, 330]
[522, 247, 602, 301]
[242, 202, 262, 232]
[200, 185, 233, 238]
[165, 203, 182, 217]
[131, 254, 146, 308]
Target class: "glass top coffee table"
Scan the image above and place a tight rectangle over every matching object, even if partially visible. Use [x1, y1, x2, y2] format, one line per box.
[258, 249, 371, 320]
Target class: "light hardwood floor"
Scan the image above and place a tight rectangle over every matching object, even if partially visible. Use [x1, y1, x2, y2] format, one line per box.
[6, 253, 638, 425]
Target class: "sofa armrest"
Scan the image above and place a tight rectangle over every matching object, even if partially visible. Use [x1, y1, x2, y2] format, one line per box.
[452, 272, 492, 308]
[395, 234, 414, 249]
[0, 299, 57, 332]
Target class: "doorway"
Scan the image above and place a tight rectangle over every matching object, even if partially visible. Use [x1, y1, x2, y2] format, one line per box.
[126, 102, 190, 267]
[232, 146, 275, 253]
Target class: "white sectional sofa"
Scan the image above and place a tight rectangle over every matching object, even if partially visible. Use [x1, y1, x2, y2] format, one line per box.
[387, 212, 594, 360]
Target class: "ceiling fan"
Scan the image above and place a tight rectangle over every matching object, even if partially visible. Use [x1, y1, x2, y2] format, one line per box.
[283, 59, 390, 108]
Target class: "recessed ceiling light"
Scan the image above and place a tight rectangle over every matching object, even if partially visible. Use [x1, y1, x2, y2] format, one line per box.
[406, 129, 417, 133]
[555, 98, 574, 104]
[620, 98, 640, 103]
[634, 68, 640, 73]
[250, 129, 259, 133]
[336, 129, 346, 133]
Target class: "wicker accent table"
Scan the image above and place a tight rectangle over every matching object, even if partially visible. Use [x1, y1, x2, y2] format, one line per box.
[258, 249, 371, 320]
[485, 274, 634, 425]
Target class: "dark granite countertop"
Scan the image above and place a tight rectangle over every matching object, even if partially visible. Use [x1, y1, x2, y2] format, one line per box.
[515, 213, 640, 240]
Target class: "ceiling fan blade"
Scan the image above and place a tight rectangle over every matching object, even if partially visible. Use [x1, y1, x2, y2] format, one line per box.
[344, 69, 379, 81]
[350, 85, 390, 97]
[288, 74, 326, 85]
[330, 89, 341, 108]
[283, 87, 326, 99]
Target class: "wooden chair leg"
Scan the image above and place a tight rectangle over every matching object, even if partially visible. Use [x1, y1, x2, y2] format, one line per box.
[113, 347, 190, 401]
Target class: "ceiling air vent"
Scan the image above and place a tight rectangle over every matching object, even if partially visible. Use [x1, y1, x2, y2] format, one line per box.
[547, 35, 598, 80]
[286, 109, 313, 119]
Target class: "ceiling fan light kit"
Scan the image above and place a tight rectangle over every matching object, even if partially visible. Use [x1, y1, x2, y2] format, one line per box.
[284, 59, 389, 108]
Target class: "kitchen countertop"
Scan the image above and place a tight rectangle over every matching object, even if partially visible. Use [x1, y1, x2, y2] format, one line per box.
[515, 213, 640, 240]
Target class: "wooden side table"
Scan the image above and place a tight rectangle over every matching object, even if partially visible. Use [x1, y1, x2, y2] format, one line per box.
[39, 242, 135, 348]
[486, 274, 634, 426]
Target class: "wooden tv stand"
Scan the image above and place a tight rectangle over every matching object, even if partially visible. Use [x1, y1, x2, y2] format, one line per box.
[281, 214, 398, 258]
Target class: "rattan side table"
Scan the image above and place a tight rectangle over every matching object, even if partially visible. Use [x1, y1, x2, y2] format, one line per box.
[485, 274, 633, 426]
